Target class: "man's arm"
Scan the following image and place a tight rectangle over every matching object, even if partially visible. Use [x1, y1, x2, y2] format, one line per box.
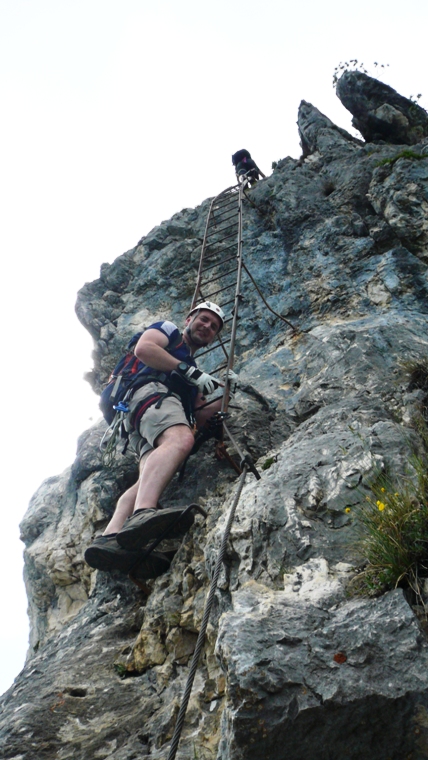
[134, 329, 182, 371]
[136, 327, 224, 396]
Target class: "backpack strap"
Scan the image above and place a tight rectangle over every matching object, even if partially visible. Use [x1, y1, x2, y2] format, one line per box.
[109, 373, 124, 404]
[130, 392, 164, 428]
[122, 329, 187, 402]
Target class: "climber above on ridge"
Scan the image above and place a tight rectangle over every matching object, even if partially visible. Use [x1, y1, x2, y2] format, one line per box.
[232, 149, 265, 186]
[84, 301, 238, 582]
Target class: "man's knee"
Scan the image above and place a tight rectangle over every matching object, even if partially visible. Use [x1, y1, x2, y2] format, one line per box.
[157, 424, 194, 455]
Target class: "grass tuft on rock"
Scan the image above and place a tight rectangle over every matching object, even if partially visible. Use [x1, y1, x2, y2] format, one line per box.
[376, 149, 426, 167]
[353, 359, 428, 600]
[353, 465, 428, 597]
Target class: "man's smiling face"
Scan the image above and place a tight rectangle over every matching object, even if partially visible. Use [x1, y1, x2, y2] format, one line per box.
[186, 309, 222, 347]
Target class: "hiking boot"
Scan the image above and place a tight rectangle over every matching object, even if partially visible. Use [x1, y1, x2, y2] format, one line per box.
[84, 534, 172, 579]
[117, 505, 195, 551]
[84, 534, 140, 573]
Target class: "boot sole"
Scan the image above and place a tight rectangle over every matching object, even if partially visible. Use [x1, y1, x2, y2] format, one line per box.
[117, 508, 195, 551]
[84, 544, 138, 573]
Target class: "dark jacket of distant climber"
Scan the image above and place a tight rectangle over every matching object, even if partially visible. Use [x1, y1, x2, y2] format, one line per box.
[232, 149, 262, 185]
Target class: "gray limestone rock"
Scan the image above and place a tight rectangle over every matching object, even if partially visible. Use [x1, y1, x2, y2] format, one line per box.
[298, 99, 363, 158]
[216, 583, 428, 760]
[336, 71, 428, 145]
[368, 150, 428, 260]
[2, 81, 428, 760]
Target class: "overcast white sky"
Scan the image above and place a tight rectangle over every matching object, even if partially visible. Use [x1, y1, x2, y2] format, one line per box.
[1, 0, 427, 696]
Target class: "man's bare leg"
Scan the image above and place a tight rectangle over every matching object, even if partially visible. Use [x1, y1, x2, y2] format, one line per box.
[101, 424, 193, 536]
[102, 451, 151, 535]
[102, 480, 139, 536]
[133, 424, 194, 512]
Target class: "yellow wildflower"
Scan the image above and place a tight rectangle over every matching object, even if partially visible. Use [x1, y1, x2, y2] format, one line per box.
[380, 487, 386, 493]
[345, 507, 351, 514]
[376, 500, 386, 511]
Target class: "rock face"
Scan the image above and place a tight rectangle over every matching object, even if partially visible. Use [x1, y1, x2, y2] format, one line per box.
[2, 77, 428, 759]
[336, 71, 428, 145]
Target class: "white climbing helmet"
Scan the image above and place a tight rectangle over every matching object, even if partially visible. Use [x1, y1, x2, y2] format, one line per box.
[187, 300, 225, 330]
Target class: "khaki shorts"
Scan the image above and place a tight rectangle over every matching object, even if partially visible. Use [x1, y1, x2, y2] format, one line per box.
[127, 382, 192, 459]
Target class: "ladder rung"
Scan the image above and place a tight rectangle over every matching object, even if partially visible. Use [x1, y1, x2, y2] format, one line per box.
[211, 214, 238, 227]
[206, 224, 237, 240]
[213, 196, 237, 209]
[213, 195, 238, 209]
[199, 278, 237, 297]
[218, 297, 236, 308]
[205, 234, 238, 251]
[212, 362, 228, 374]
[202, 253, 237, 272]
[204, 230, 238, 247]
[211, 209, 237, 224]
[199, 281, 236, 299]
[196, 337, 231, 358]
[211, 207, 237, 219]
[203, 251, 223, 264]
[210, 205, 236, 219]
[200, 266, 238, 285]
[215, 191, 237, 202]
[204, 241, 237, 260]
[212, 204, 236, 217]
[207, 221, 237, 237]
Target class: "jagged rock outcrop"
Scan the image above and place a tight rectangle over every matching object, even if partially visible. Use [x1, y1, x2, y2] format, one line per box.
[297, 99, 363, 158]
[336, 70, 428, 145]
[2, 78, 428, 760]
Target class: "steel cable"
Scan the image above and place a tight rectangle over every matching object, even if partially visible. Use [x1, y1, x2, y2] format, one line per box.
[166, 465, 248, 760]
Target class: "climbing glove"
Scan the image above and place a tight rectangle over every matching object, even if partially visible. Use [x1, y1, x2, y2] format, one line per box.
[178, 364, 220, 396]
[225, 369, 239, 398]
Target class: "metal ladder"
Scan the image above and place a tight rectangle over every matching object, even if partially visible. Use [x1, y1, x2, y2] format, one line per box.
[190, 183, 241, 379]
[189, 179, 260, 476]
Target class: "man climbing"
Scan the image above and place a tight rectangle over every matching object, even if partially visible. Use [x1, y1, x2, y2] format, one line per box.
[84, 301, 237, 582]
[232, 149, 265, 186]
